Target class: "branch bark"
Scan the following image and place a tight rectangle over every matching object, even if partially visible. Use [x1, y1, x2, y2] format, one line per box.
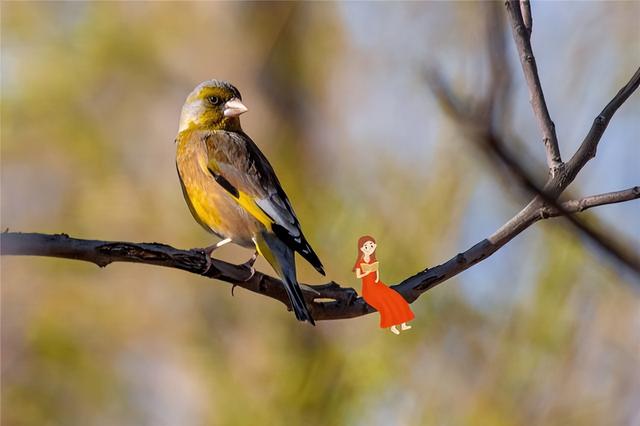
[561, 66, 640, 192]
[428, 64, 640, 275]
[541, 187, 640, 217]
[3, 181, 638, 321]
[520, 0, 532, 35]
[505, 0, 562, 172]
[0, 232, 364, 321]
[426, 2, 640, 276]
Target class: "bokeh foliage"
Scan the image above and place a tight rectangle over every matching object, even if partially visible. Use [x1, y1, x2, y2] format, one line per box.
[2, 2, 639, 425]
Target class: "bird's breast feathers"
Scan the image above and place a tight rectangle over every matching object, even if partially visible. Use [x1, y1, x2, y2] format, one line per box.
[176, 130, 261, 245]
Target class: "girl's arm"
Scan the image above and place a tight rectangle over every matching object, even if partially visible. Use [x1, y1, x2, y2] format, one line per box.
[355, 268, 370, 279]
[375, 269, 379, 283]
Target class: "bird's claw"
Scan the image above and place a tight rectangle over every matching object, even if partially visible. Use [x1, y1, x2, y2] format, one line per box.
[242, 266, 256, 282]
[196, 243, 223, 275]
[201, 250, 214, 275]
[230, 252, 258, 296]
[230, 265, 255, 297]
[240, 252, 258, 282]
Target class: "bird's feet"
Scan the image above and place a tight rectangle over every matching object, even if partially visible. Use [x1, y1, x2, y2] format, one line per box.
[390, 325, 400, 335]
[199, 245, 217, 275]
[231, 251, 259, 296]
[401, 322, 412, 331]
[197, 238, 233, 275]
[240, 251, 258, 282]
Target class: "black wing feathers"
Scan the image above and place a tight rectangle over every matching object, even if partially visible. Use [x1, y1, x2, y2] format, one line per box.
[205, 130, 325, 276]
[208, 166, 240, 198]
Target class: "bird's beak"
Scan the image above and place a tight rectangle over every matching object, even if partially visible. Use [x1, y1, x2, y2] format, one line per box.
[223, 98, 248, 117]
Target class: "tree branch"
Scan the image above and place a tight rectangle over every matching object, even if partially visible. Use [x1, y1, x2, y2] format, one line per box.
[505, 0, 562, 172]
[3, 181, 638, 323]
[425, 2, 640, 276]
[0, 231, 365, 321]
[561, 66, 640, 190]
[520, 0, 532, 35]
[479, 127, 640, 275]
[541, 187, 640, 217]
[428, 68, 640, 275]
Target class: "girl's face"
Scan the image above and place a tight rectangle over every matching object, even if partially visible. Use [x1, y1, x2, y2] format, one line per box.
[360, 240, 376, 256]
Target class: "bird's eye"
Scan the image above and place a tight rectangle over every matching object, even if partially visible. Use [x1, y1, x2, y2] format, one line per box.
[208, 96, 220, 106]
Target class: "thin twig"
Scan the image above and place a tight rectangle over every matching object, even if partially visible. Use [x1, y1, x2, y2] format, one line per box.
[520, 0, 532, 35]
[541, 187, 640, 217]
[505, 0, 562, 172]
[561, 66, 640, 191]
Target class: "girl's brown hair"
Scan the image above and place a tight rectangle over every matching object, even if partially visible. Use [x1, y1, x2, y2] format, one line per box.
[352, 235, 377, 272]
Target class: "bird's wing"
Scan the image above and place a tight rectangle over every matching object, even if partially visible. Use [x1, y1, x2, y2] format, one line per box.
[200, 130, 325, 275]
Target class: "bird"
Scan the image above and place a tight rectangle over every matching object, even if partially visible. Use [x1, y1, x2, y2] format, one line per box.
[175, 79, 325, 325]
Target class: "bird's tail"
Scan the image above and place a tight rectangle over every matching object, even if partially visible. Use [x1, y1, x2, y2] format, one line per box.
[255, 232, 315, 325]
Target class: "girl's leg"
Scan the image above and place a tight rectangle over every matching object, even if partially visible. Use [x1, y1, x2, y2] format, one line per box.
[401, 322, 412, 330]
[390, 325, 400, 335]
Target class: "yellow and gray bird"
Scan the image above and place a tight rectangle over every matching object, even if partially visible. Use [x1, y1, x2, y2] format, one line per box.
[175, 80, 324, 325]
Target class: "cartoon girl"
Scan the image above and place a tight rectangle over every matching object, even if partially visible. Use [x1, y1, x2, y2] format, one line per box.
[353, 235, 414, 335]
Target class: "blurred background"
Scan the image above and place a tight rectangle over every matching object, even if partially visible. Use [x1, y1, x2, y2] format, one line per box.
[2, 2, 639, 425]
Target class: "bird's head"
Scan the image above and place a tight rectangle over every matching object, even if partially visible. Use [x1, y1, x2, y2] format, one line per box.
[178, 80, 248, 133]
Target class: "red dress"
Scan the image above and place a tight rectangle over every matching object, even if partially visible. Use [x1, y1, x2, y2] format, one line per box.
[359, 258, 415, 328]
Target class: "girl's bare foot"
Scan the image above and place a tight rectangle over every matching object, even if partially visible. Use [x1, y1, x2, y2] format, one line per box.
[401, 323, 412, 331]
[390, 325, 400, 335]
